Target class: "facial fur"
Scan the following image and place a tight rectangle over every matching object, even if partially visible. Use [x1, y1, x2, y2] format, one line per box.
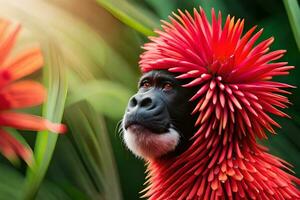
[123, 124, 180, 159]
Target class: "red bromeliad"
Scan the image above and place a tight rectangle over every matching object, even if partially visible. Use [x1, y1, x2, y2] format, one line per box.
[0, 19, 66, 164]
[139, 8, 300, 200]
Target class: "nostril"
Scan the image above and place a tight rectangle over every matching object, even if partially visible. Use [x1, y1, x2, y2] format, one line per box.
[129, 97, 138, 107]
[140, 97, 152, 108]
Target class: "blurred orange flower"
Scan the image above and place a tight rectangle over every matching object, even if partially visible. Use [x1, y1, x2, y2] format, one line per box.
[0, 19, 66, 164]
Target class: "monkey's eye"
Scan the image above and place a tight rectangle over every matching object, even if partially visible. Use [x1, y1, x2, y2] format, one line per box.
[163, 82, 173, 91]
[141, 81, 151, 88]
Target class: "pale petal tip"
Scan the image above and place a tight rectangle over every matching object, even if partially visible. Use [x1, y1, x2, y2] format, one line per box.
[22, 148, 34, 166]
[45, 121, 67, 134]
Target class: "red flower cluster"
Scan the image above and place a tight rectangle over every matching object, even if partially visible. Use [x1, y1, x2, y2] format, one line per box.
[139, 8, 300, 200]
[0, 19, 66, 164]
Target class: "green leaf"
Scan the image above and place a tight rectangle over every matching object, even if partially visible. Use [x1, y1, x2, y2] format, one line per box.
[283, 0, 300, 51]
[67, 80, 132, 119]
[64, 101, 123, 200]
[0, 164, 23, 200]
[47, 137, 98, 200]
[193, 0, 229, 17]
[95, 0, 157, 36]
[0, 163, 72, 200]
[261, 114, 300, 175]
[144, 0, 176, 19]
[22, 42, 68, 199]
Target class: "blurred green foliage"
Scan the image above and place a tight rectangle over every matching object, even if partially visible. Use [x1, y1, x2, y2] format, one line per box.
[0, 0, 299, 199]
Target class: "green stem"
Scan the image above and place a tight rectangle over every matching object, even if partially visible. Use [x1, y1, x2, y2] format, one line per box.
[22, 42, 68, 199]
[95, 0, 155, 36]
[283, 0, 300, 51]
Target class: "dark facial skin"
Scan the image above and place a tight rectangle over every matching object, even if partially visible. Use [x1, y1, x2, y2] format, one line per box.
[123, 70, 197, 157]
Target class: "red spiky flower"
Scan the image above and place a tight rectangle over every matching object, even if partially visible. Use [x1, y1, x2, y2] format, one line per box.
[139, 8, 300, 200]
[0, 19, 66, 165]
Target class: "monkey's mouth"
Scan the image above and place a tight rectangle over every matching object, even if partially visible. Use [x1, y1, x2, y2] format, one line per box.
[124, 121, 169, 134]
[126, 124, 158, 135]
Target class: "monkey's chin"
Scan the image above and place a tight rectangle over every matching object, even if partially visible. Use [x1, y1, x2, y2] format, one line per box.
[123, 124, 180, 160]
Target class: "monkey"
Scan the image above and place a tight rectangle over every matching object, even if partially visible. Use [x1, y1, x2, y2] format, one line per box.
[121, 69, 300, 200]
[122, 70, 196, 160]
[121, 8, 300, 200]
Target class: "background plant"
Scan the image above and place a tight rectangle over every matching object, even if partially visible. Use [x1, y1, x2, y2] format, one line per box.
[0, 0, 299, 199]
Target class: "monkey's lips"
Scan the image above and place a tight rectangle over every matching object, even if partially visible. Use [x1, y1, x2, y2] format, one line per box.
[126, 124, 155, 135]
[123, 124, 180, 160]
[124, 120, 169, 134]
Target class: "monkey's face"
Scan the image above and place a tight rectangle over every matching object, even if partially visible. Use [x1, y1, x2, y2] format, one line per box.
[122, 70, 196, 160]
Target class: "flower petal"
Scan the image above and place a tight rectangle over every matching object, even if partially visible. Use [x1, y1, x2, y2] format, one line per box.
[140, 8, 300, 200]
[0, 20, 10, 40]
[0, 80, 46, 110]
[0, 47, 43, 86]
[0, 111, 66, 133]
[0, 22, 21, 65]
[0, 128, 32, 164]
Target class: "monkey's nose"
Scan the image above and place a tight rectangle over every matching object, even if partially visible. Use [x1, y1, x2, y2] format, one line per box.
[128, 94, 156, 111]
[125, 93, 170, 132]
